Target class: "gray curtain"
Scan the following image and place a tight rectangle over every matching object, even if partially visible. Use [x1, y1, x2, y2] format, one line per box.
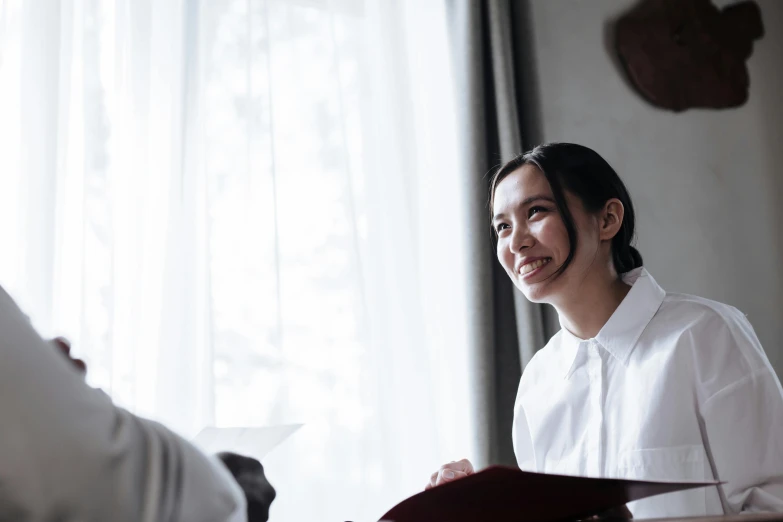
[446, 0, 557, 468]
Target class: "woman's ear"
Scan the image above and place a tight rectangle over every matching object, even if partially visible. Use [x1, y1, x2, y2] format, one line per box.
[599, 198, 625, 241]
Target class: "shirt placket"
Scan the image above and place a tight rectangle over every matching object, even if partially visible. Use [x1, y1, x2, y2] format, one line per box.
[585, 339, 604, 476]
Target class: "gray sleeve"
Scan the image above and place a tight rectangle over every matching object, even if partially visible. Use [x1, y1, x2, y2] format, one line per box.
[0, 287, 246, 522]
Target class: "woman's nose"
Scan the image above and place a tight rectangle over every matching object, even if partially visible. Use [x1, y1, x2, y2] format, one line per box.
[509, 226, 534, 253]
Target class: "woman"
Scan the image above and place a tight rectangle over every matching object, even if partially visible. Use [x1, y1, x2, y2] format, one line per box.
[427, 143, 783, 518]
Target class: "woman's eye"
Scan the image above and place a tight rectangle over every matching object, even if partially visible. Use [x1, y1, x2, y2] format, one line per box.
[528, 206, 548, 219]
[496, 223, 510, 233]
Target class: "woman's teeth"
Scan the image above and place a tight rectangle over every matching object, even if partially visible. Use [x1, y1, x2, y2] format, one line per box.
[520, 258, 551, 275]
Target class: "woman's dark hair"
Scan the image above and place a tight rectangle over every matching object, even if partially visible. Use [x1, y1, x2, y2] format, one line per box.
[489, 142, 643, 276]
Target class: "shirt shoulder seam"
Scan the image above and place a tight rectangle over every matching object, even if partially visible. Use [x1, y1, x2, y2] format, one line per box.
[702, 366, 775, 409]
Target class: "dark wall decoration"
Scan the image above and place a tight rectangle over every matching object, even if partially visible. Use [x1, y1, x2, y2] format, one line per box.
[615, 0, 764, 112]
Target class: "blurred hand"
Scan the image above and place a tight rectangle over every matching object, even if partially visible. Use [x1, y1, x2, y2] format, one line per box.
[217, 452, 276, 522]
[51, 337, 87, 376]
[426, 458, 475, 490]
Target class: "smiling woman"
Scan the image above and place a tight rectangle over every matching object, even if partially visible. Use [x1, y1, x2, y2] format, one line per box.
[489, 144, 641, 309]
[429, 142, 783, 519]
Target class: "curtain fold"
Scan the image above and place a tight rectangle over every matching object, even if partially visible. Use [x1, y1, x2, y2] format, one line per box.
[0, 0, 480, 520]
[446, 0, 554, 468]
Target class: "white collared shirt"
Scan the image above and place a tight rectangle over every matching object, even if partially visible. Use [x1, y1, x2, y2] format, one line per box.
[513, 267, 783, 519]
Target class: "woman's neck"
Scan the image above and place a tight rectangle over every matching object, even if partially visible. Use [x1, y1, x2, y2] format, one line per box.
[554, 270, 631, 340]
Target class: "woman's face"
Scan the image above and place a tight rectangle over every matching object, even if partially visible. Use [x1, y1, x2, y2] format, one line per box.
[492, 164, 603, 304]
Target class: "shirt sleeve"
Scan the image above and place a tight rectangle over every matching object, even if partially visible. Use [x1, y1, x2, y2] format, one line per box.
[0, 286, 247, 522]
[697, 310, 783, 514]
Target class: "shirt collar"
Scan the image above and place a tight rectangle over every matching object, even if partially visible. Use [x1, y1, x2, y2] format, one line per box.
[558, 267, 666, 377]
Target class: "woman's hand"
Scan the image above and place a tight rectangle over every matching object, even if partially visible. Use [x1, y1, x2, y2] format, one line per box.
[425, 459, 475, 490]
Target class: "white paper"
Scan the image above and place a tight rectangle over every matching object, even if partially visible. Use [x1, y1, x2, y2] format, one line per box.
[193, 424, 302, 461]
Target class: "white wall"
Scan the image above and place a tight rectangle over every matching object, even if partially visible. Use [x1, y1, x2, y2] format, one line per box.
[526, 0, 783, 376]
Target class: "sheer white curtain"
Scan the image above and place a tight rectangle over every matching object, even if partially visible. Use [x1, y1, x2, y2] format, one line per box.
[0, 0, 479, 520]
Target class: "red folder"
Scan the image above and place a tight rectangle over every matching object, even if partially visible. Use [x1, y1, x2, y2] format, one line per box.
[380, 466, 718, 522]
